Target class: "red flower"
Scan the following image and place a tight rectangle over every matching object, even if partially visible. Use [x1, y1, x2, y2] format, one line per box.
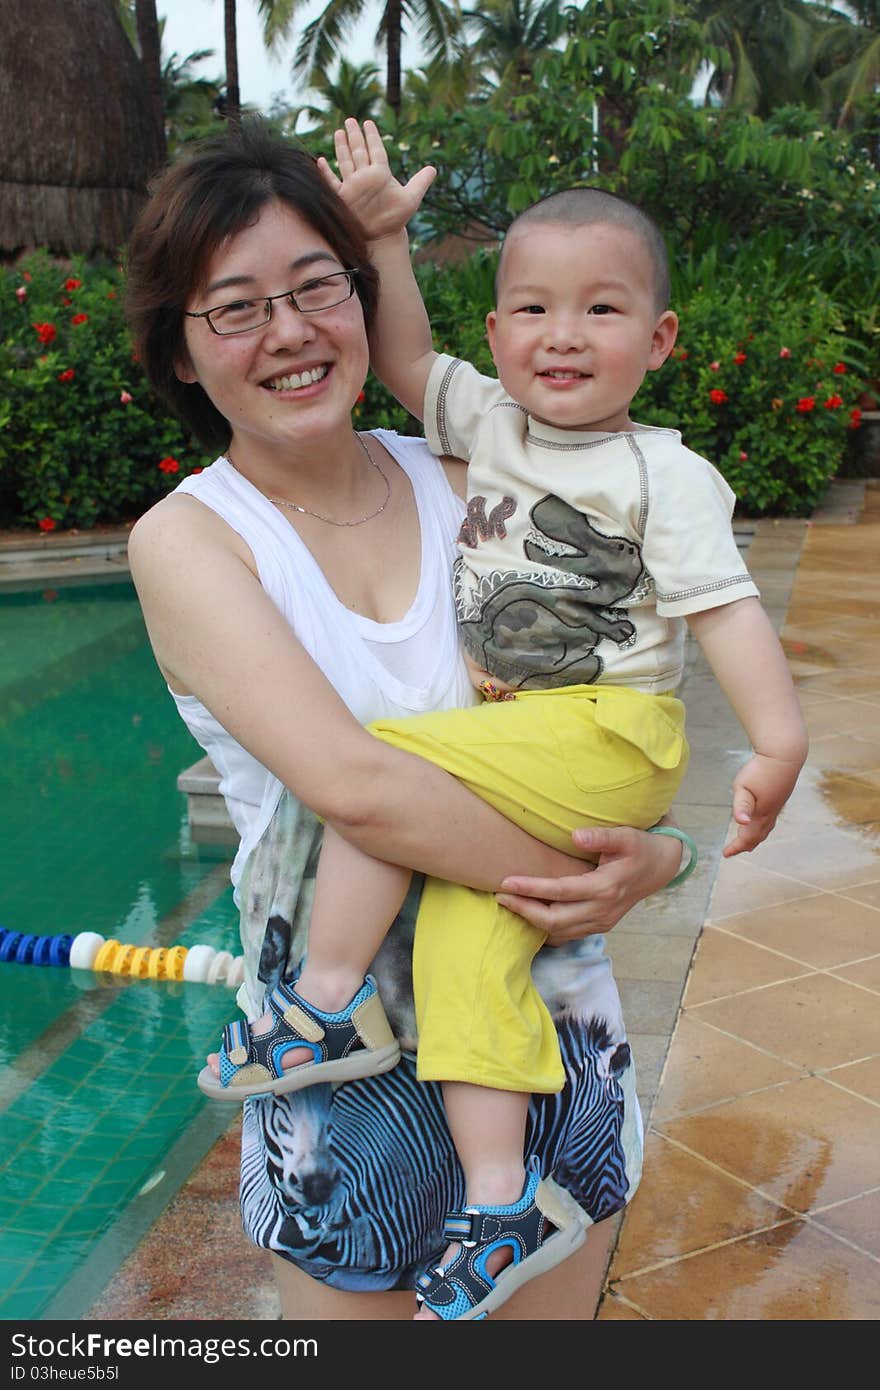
[709, 361, 720, 371]
[119, 390, 133, 405]
[823, 395, 843, 410]
[739, 451, 749, 461]
[15, 286, 27, 302]
[733, 352, 747, 365]
[158, 456, 180, 474]
[61, 297, 72, 307]
[356, 390, 366, 403]
[779, 347, 791, 359]
[849, 409, 862, 429]
[71, 313, 88, 326]
[191, 466, 204, 474]
[33, 321, 57, 345]
[796, 397, 816, 413]
[22, 271, 32, 282]
[709, 388, 728, 405]
[64, 277, 82, 291]
[38, 517, 56, 532]
[57, 368, 75, 382]
[832, 363, 847, 375]
[107, 290, 117, 299]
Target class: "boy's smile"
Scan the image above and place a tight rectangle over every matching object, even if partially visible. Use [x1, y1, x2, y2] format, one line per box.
[486, 221, 677, 434]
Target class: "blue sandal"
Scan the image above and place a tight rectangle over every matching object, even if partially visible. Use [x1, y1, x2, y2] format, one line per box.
[196, 974, 400, 1102]
[415, 1159, 587, 1320]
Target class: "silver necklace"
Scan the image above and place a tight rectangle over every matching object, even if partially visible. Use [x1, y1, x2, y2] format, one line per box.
[225, 433, 391, 527]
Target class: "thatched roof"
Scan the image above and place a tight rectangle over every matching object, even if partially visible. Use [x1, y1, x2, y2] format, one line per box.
[0, 0, 165, 257]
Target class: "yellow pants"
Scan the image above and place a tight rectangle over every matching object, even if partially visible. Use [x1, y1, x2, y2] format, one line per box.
[369, 684, 689, 1094]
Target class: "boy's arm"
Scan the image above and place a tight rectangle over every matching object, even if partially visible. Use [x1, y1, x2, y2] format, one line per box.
[318, 118, 438, 422]
[687, 597, 808, 857]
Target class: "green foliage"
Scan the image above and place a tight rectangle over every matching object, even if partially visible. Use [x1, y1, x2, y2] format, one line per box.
[1, 236, 869, 529]
[634, 275, 865, 516]
[402, 79, 879, 255]
[619, 102, 879, 254]
[0, 254, 210, 531]
[3, 0, 878, 532]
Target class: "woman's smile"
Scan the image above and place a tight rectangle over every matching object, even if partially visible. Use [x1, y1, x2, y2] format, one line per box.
[263, 363, 330, 392]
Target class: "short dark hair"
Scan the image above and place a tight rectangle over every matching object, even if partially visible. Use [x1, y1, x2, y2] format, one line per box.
[497, 187, 671, 313]
[125, 119, 379, 453]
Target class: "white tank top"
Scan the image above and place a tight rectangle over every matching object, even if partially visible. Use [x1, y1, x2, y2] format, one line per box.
[168, 431, 476, 892]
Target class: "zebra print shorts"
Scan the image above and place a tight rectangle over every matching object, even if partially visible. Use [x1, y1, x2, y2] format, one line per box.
[234, 792, 644, 1291]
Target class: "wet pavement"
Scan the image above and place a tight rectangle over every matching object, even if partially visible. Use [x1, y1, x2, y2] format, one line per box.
[601, 481, 880, 1320]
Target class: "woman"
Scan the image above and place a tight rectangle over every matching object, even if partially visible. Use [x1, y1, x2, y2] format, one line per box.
[125, 119, 687, 1321]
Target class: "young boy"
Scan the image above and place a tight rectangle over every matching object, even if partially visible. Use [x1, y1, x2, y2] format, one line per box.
[199, 121, 807, 1320]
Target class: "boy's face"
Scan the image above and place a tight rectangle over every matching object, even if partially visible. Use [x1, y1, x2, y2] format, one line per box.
[486, 220, 677, 433]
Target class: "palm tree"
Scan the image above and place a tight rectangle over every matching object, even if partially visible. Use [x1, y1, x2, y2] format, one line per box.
[401, 49, 483, 113]
[461, 0, 565, 99]
[218, 0, 306, 125]
[296, 56, 383, 135]
[162, 49, 225, 149]
[134, 0, 166, 163]
[814, 0, 880, 128]
[693, 0, 842, 115]
[271, 0, 461, 114]
[223, 0, 242, 123]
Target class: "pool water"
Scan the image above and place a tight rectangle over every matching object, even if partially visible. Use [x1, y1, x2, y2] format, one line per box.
[0, 579, 243, 1319]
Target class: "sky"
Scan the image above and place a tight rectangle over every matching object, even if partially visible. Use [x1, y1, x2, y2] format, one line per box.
[159, 1, 422, 112]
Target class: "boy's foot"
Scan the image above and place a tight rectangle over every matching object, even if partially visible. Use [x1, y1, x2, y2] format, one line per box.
[414, 1160, 586, 1321]
[197, 974, 400, 1102]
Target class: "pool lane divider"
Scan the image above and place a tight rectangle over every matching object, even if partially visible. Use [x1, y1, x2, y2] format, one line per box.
[0, 927, 244, 987]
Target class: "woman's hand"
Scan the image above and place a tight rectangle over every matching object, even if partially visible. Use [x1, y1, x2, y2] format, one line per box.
[495, 824, 685, 944]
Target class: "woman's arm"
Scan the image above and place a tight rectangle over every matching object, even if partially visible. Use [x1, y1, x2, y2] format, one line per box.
[129, 496, 681, 938]
[130, 496, 584, 884]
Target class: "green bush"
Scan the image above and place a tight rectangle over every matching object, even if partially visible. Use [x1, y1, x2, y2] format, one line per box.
[0, 239, 868, 530]
[0, 253, 210, 531]
[633, 278, 865, 516]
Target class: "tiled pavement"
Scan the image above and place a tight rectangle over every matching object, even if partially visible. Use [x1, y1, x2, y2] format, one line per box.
[600, 481, 880, 1320]
[6, 481, 879, 1320]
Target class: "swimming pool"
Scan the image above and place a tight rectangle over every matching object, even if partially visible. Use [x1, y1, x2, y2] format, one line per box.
[0, 577, 242, 1319]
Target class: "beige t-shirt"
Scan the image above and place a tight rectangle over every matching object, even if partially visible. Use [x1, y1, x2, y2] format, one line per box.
[424, 354, 758, 693]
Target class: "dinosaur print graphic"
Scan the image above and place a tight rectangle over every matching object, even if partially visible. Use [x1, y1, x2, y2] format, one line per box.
[457, 494, 647, 689]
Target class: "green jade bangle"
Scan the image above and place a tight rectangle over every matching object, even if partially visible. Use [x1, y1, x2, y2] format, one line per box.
[647, 826, 698, 888]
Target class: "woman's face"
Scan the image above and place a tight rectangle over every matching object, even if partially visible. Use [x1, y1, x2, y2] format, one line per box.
[177, 199, 370, 467]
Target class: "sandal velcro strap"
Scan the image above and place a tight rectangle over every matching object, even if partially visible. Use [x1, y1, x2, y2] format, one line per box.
[199, 972, 402, 1103]
[443, 1211, 483, 1245]
[222, 1018, 252, 1067]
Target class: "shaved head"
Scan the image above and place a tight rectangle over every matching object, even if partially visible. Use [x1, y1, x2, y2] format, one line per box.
[498, 188, 670, 313]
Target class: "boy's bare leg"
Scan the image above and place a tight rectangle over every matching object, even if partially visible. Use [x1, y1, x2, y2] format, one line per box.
[414, 1081, 530, 1320]
[207, 827, 411, 1075]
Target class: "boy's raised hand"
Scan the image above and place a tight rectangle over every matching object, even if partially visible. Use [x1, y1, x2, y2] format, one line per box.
[317, 118, 436, 242]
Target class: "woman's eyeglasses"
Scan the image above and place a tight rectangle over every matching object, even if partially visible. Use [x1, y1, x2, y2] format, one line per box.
[184, 269, 359, 336]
